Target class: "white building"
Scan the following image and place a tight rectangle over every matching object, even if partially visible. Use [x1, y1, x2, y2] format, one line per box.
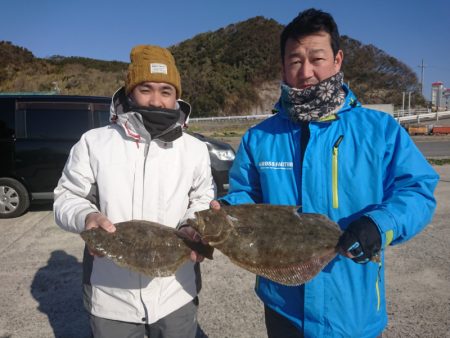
[442, 88, 450, 110]
[431, 81, 445, 111]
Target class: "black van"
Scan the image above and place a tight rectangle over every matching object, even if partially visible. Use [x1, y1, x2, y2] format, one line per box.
[0, 94, 235, 218]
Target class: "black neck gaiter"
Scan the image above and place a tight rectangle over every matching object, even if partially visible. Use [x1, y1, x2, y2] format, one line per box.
[125, 95, 182, 141]
[137, 107, 181, 138]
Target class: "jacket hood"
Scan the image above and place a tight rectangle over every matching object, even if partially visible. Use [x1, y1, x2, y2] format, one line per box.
[110, 87, 191, 142]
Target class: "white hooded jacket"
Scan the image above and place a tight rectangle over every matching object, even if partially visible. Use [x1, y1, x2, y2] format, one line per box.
[54, 89, 215, 324]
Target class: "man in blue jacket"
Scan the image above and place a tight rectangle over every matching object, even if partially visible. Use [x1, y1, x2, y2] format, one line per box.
[214, 8, 439, 338]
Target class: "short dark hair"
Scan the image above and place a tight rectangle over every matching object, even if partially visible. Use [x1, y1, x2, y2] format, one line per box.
[280, 8, 340, 62]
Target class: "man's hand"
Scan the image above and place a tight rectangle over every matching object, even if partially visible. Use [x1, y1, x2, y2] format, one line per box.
[338, 216, 381, 264]
[177, 225, 212, 262]
[210, 200, 222, 210]
[84, 212, 116, 256]
[85, 212, 116, 232]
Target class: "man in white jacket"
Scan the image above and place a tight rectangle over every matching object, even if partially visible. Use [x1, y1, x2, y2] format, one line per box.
[54, 45, 215, 338]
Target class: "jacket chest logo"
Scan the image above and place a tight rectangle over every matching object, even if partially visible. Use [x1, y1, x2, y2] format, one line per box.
[258, 161, 293, 170]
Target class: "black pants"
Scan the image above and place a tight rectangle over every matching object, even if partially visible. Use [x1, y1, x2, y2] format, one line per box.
[264, 305, 383, 338]
[264, 305, 303, 338]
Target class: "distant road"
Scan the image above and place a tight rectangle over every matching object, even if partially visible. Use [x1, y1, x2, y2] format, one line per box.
[413, 136, 450, 158]
[222, 135, 450, 158]
[214, 117, 450, 158]
[406, 116, 450, 158]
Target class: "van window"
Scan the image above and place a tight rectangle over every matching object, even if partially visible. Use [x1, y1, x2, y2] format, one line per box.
[96, 109, 111, 127]
[16, 102, 91, 140]
[26, 108, 89, 139]
[0, 99, 15, 138]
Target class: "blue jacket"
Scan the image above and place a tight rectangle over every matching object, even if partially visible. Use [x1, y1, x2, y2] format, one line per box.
[221, 86, 439, 337]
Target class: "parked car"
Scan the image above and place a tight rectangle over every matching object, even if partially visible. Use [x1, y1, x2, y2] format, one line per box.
[187, 132, 235, 196]
[0, 94, 235, 218]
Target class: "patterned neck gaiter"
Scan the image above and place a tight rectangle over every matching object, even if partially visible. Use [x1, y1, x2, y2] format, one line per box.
[281, 71, 346, 122]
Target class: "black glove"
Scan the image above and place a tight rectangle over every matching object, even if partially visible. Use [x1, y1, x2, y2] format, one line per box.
[217, 199, 230, 206]
[338, 216, 381, 264]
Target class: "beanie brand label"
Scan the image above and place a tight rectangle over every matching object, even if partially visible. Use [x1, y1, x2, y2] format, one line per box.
[150, 63, 168, 74]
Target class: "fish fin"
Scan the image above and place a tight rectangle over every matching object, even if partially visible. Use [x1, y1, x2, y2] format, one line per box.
[175, 230, 214, 260]
[229, 248, 337, 286]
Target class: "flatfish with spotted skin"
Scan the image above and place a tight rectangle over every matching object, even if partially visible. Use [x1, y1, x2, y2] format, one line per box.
[80, 220, 193, 277]
[81, 205, 342, 285]
[187, 204, 342, 286]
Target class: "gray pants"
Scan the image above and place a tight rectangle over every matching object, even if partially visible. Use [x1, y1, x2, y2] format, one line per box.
[90, 298, 199, 338]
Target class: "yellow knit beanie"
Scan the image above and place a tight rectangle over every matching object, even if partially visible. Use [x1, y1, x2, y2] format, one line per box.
[125, 45, 181, 98]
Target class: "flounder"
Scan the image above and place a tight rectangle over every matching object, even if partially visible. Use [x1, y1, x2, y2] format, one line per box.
[188, 204, 342, 285]
[81, 204, 342, 285]
[80, 220, 194, 277]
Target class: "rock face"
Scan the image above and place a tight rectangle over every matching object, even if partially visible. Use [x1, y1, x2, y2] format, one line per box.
[250, 81, 281, 115]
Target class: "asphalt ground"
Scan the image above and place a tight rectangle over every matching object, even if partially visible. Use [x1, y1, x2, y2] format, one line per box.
[412, 135, 450, 158]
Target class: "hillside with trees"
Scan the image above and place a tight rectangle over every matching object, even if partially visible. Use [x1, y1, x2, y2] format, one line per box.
[0, 16, 425, 116]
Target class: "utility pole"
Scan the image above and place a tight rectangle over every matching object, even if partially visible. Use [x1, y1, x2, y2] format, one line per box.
[418, 59, 426, 97]
[402, 91, 405, 114]
[408, 91, 412, 113]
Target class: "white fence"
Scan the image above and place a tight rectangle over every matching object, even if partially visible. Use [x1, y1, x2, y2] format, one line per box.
[189, 114, 272, 123]
[190, 111, 450, 125]
[395, 111, 450, 124]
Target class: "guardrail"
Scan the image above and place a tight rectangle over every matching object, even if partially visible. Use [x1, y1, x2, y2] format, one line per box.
[189, 114, 272, 123]
[189, 111, 450, 124]
[396, 111, 450, 124]
[393, 108, 429, 117]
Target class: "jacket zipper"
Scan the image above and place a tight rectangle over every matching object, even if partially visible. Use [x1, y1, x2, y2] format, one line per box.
[332, 135, 344, 209]
[375, 262, 382, 311]
[300, 122, 310, 165]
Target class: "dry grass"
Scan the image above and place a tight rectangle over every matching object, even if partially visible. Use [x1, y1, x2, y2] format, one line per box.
[188, 119, 260, 137]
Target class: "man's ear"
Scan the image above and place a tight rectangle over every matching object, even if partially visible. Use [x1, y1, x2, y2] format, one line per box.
[281, 62, 287, 83]
[334, 50, 344, 71]
[125, 91, 139, 110]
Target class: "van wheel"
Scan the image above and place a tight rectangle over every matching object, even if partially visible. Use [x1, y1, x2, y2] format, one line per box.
[0, 178, 30, 218]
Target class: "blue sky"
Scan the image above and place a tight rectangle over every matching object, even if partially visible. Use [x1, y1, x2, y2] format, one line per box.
[1, 0, 449, 101]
